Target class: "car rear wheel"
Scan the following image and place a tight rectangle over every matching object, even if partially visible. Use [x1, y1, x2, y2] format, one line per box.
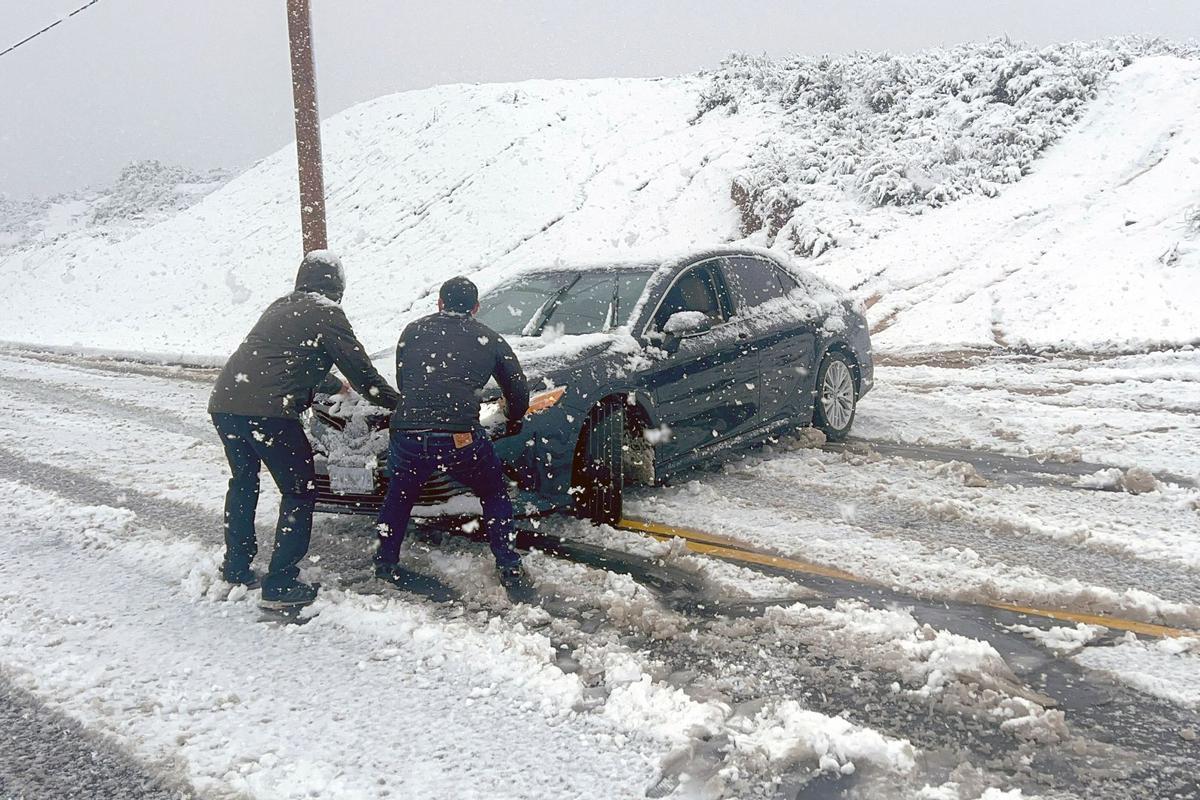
[813, 352, 857, 442]
[572, 397, 625, 525]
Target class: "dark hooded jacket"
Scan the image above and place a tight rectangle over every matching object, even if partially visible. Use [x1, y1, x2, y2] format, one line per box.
[208, 252, 399, 419]
[389, 311, 528, 432]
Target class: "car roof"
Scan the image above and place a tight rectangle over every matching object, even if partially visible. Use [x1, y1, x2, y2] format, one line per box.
[503, 246, 841, 296]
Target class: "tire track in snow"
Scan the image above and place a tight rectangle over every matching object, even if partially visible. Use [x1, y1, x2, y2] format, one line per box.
[705, 465, 1200, 609]
[0, 368, 212, 440]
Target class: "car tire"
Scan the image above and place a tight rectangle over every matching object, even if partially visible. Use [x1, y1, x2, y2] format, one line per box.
[572, 397, 625, 525]
[812, 351, 857, 442]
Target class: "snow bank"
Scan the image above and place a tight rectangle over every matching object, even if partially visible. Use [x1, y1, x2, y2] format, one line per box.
[1075, 632, 1200, 707]
[731, 700, 915, 776]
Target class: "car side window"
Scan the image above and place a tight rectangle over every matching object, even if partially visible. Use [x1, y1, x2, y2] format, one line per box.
[726, 256, 789, 313]
[652, 263, 732, 332]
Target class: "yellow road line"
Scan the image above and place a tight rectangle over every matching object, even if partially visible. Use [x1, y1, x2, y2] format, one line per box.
[619, 518, 866, 583]
[618, 518, 1199, 640]
[982, 602, 1192, 639]
[618, 518, 772, 554]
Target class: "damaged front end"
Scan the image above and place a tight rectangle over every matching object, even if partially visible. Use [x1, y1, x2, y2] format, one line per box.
[305, 387, 570, 518]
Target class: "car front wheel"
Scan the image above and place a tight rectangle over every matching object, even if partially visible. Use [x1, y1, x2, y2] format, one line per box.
[813, 352, 857, 441]
[572, 397, 625, 525]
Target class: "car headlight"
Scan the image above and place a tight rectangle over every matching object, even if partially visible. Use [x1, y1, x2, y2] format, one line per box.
[479, 386, 566, 426]
[527, 386, 566, 415]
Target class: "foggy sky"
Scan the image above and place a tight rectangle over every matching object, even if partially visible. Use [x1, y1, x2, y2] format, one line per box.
[2, 0, 1198, 198]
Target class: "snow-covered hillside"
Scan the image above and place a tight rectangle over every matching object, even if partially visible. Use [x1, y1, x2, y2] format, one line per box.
[842, 55, 1200, 353]
[0, 161, 228, 253]
[1, 40, 1198, 358]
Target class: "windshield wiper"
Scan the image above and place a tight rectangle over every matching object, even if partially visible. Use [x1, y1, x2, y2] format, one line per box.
[522, 273, 581, 336]
[603, 278, 619, 331]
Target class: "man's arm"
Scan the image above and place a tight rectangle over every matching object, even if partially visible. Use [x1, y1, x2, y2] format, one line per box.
[316, 371, 345, 395]
[320, 307, 400, 410]
[493, 335, 529, 421]
[394, 324, 412, 396]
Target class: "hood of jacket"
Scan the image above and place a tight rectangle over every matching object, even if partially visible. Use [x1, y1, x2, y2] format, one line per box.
[294, 250, 345, 303]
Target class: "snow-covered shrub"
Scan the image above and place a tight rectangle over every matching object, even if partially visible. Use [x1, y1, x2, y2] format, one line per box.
[0, 161, 228, 253]
[702, 37, 1200, 255]
[0, 195, 45, 250]
[90, 160, 228, 225]
[1186, 205, 1200, 237]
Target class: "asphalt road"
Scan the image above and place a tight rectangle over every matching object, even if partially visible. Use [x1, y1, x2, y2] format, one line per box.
[0, 673, 196, 800]
[1, 347, 1198, 799]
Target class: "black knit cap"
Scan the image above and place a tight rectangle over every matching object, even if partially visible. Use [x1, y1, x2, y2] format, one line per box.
[439, 276, 478, 313]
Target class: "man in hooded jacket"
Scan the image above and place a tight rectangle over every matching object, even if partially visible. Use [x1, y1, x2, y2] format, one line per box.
[209, 250, 399, 607]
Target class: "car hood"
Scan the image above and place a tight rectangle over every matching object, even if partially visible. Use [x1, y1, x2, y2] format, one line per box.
[506, 331, 634, 380]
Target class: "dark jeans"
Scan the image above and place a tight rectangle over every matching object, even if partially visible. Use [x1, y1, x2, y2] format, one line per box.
[211, 413, 317, 591]
[376, 428, 520, 570]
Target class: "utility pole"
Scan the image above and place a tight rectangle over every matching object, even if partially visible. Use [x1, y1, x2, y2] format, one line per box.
[286, 0, 327, 254]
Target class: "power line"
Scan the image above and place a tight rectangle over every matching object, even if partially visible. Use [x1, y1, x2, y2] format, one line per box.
[0, 0, 105, 60]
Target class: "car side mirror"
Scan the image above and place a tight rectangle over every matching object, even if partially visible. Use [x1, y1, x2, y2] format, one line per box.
[661, 311, 713, 353]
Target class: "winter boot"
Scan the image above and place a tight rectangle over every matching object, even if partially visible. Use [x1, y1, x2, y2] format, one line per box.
[499, 565, 536, 604]
[373, 549, 408, 580]
[260, 581, 319, 609]
[221, 564, 261, 588]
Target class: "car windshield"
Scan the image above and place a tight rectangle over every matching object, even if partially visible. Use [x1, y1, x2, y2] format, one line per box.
[475, 270, 653, 335]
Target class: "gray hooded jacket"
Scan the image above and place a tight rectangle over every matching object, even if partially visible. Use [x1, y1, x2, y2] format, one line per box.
[208, 252, 400, 419]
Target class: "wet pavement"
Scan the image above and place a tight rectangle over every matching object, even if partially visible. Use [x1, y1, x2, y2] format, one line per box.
[3, 348, 1200, 799]
[0, 673, 196, 800]
[830, 439, 1198, 490]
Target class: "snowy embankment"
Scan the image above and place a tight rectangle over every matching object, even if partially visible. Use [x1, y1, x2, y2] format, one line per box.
[2, 41, 1199, 358]
[837, 57, 1200, 353]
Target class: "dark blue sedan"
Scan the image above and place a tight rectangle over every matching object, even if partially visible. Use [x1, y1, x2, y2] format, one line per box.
[310, 247, 873, 524]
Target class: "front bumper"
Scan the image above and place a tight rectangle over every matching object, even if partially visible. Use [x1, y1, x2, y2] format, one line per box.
[313, 436, 565, 519]
[310, 395, 579, 518]
[313, 469, 469, 516]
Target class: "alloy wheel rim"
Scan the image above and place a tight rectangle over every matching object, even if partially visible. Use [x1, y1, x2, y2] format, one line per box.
[820, 360, 855, 430]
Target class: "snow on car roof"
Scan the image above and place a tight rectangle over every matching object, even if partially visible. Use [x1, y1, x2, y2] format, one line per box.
[495, 245, 847, 297]
[486, 246, 851, 338]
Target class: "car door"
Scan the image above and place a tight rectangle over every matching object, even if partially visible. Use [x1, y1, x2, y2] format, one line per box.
[638, 259, 760, 467]
[724, 255, 817, 426]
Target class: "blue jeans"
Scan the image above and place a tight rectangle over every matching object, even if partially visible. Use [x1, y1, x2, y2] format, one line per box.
[376, 429, 520, 570]
[211, 413, 317, 591]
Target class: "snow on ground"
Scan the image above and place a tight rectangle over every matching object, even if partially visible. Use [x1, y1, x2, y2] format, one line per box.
[0, 479, 665, 799]
[0, 352, 942, 798]
[628, 467, 1200, 630]
[621, 351, 1200, 628]
[0, 77, 771, 360]
[1075, 633, 1200, 708]
[857, 351, 1200, 480]
[2, 346, 1196, 795]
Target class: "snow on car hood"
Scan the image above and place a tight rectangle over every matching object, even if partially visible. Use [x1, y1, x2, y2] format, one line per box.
[505, 329, 640, 383]
[366, 328, 639, 389]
